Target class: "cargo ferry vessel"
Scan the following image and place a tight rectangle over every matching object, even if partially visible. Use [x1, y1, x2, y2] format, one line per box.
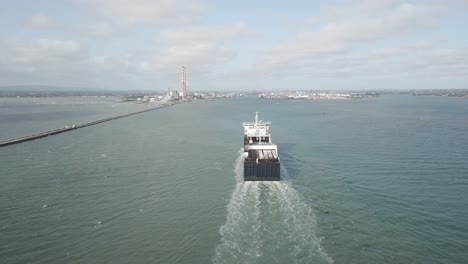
[243, 112, 280, 181]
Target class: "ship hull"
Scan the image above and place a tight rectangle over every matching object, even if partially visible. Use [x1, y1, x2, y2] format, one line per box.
[242, 112, 280, 181]
[243, 160, 280, 181]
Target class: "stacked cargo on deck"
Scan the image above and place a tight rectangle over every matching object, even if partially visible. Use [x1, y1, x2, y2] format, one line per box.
[242, 112, 280, 181]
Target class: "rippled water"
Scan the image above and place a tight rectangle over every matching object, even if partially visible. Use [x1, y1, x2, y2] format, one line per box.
[0, 97, 151, 141]
[1, 95, 467, 263]
[213, 151, 332, 264]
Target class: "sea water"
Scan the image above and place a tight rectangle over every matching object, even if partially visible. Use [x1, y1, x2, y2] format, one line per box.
[1, 95, 467, 263]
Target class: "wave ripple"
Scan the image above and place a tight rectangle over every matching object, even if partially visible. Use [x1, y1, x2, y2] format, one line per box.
[213, 151, 333, 264]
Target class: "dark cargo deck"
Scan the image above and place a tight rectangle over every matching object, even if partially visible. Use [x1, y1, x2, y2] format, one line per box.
[244, 160, 280, 181]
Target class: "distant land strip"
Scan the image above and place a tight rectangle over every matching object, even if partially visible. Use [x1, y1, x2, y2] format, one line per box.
[0, 103, 176, 147]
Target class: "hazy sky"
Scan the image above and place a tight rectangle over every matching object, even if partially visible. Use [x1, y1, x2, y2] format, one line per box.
[0, 0, 467, 90]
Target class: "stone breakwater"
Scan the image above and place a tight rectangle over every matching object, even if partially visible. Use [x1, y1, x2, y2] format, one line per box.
[0, 103, 175, 147]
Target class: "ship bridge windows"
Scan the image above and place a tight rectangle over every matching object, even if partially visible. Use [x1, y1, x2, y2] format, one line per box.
[246, 136, 270, 144]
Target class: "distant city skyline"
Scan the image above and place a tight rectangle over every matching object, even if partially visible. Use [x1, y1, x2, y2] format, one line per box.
[0, 0, 467, 91]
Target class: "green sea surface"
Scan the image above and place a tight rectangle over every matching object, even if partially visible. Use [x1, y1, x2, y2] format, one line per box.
[1, 95, 467, 263]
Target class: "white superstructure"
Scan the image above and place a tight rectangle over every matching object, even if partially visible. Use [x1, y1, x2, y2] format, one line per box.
[243, 112, 278, 158]
[242, 112, 281, 181]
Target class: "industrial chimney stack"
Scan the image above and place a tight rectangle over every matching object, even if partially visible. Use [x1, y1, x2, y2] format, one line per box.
[182, 66, 187, 99]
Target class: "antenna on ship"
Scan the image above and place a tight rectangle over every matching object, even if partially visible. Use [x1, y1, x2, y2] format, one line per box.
[255, 112, 259, 125]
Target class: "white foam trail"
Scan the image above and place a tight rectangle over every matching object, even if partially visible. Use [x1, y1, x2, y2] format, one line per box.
[213, 150, 333, 264]
[213, 152, 262, 263]
[272, 182, 333, 263]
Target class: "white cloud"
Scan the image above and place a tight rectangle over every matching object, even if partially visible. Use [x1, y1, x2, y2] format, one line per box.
[406, 41, 433, 50]
[368, 48, 405, 59]
[5, 0, 466, 90]
[413, 47, 468, 76]
[77, 23, 114, 37]
[93, 0, 208, 25]
[0, 38, 138, 87]
[134, 23, 250, 84]
[28, 14, 56, 28]
[0, 38, 84, 69]
[26, 13, 115, 38]
[160, 23, 248, 43]
[0, 26, 250, 89]
[0, 38, 93, 85]
[293, 44, 468, 80]
[247, 0, 441, 73]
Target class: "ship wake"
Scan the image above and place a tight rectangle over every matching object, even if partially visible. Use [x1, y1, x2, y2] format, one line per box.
[212, 151, 333, 264]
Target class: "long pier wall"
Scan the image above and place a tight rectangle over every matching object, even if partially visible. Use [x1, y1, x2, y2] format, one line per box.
[0, 103, 174, 147]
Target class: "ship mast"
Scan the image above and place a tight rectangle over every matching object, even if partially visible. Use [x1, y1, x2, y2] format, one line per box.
[255, 112, 259, 126]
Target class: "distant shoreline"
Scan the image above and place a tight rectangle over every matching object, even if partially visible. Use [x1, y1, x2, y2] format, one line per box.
[1, 89, 467, 99]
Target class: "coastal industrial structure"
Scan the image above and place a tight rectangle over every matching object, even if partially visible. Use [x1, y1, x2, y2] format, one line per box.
[182, 66, 187, 99]
[0, 66, 226, 147]
[243, 112, 281, 181]
[258, 91, 359, 100]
